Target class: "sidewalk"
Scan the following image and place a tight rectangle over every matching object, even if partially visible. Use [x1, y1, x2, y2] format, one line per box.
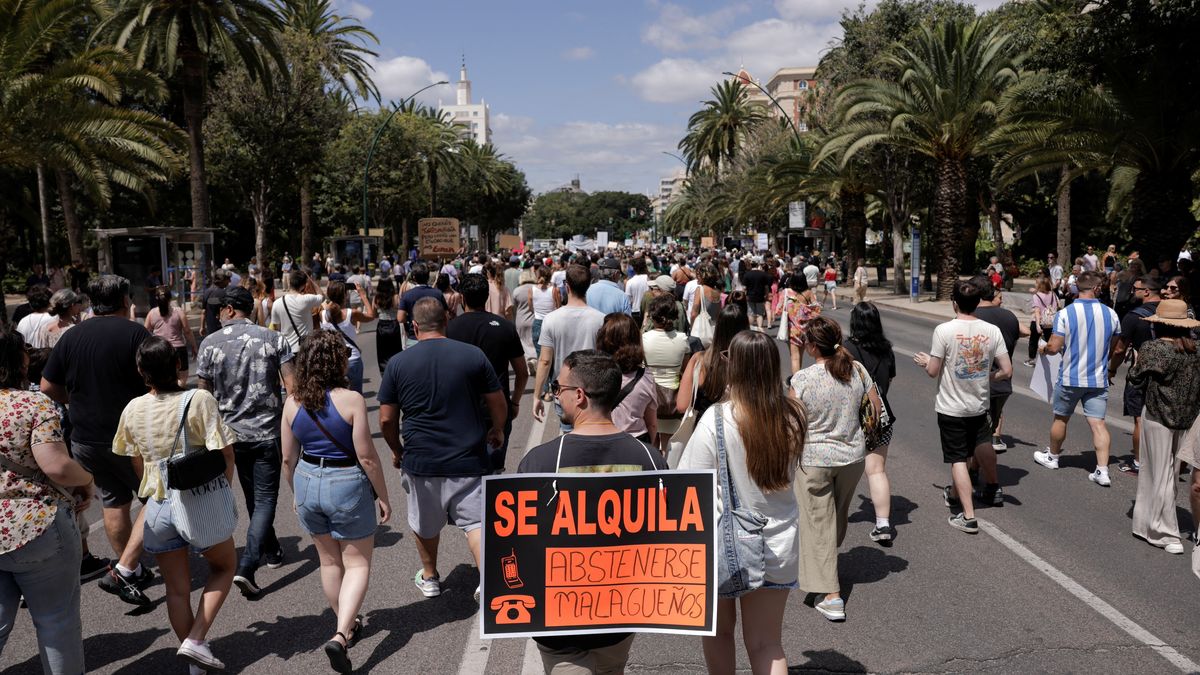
[857, 277, 1035, 325]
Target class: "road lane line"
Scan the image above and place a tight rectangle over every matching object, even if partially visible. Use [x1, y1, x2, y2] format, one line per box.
[980, 520, 1200, 673]
[457, 409, 548, 675]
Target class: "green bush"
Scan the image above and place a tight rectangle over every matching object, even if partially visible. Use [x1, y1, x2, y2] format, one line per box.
[1018, 258, 1044, 278]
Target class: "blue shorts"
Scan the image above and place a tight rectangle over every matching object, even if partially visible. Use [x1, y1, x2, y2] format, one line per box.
[1052, 382, 1108, 420]
[143, 476, 236, 554]
[294, 462, 377, 541]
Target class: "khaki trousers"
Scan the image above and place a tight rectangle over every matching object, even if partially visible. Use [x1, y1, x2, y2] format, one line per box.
[537, 635, 634, 674]
[1132, 415, 1185, 547]
[853, 284, 868, 304]
[795, 461, 865, 594]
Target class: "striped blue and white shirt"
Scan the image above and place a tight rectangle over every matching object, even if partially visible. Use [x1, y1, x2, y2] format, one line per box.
[1053, 299, 1119, 389]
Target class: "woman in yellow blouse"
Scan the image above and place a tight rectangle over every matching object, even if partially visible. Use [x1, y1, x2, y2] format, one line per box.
[114, 337, 237, 674]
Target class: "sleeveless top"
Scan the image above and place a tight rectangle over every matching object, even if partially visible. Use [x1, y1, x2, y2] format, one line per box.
[320, 310, 361, 362]
[292, 392, 356, 460]
[532, 284, 557, 319]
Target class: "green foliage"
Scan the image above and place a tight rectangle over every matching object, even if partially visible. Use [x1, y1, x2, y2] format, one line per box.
[524, 190, 650, 240]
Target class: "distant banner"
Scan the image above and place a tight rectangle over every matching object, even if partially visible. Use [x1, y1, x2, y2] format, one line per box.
[417, 218, 461, 257]
[788, 201, 806, 230]
[498, 234, 522, 250]
[700, 237, 715, 248]
[480, 471, 717, 639]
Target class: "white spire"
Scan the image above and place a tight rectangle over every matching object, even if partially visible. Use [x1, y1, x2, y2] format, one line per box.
[457, 54, 471, 106]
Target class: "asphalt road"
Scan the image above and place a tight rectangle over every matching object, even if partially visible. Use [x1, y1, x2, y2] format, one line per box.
[4, 303, 1198, 675]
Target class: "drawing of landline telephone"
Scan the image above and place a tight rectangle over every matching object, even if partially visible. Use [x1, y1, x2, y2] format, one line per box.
[491, 595, 535, 625]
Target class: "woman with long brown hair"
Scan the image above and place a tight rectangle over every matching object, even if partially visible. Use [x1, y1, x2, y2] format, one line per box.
[676, 303, 750, 420]
[321, 280, 375, 394]
[595, 313, 658, 443]
[281, 330, 391, 674]
[679, 331, 805, 675]
[789, 316, 881, 622]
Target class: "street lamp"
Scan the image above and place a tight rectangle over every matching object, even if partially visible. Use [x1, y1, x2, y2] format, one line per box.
[361, 81, 450, 231]
[662, 151, 687, 166]
[721, 71, 803, 145]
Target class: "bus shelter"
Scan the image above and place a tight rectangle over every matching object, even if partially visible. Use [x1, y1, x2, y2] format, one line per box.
[93, 227, 216, 315]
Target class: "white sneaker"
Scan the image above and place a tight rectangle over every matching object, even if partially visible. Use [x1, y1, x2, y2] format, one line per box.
[1088, 469, 1111, 487]
[1033, 448, 1059, 469]
[414, 569, 441, 598]
[1164, 541, 1185, 554]
[177, 640, 224, 671]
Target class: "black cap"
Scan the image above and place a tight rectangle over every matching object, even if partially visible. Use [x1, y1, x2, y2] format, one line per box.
[222, 286, 255, 313]
[598, 257, 621, 270]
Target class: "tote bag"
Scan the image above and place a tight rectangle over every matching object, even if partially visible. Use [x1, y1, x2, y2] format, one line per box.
[713, 404, 767, 598]
[689, 291, 715, 348]
[163, 393, 237, 550]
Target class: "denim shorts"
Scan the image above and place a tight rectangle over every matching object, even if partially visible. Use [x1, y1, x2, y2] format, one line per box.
[294, 462, 377, 541]
[143, 476, 236, 554]
[1052, 382, 1108, 419]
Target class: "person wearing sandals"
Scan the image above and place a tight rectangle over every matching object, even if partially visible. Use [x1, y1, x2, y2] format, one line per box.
[112, 337, 238, 673]
[790, 317, 882, 622]
[845, 303, 899, 544]
[0, 329, 95, 675]
[678, 331, 805, 674]
[282, 329, 391, 667]
[281, 330, 392, 673]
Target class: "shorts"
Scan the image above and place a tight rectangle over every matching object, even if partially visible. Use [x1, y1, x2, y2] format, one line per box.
[73, 442, 140, 507]
[748, 301, 766, 317]
[989, 394, 1011, 430]
[294, 462, 377, 541]
[936, 413, 991, 464]
[404, 474, 483, 539]
[870, 424, 894, 451]
[1123, 381, 1146, 418]
[175, 346, 189, 371]
[825, 281, 836, 291]
[1052, 382, 1108, 419]
[143, 476, 236, 554]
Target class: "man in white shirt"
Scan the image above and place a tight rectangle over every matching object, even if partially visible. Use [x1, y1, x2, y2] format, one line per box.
[803, 258, 821, 289]
[625, 257, 650, 324]
[16, 286, 54, 348]
[914, 280, 1011, 535]
[1047, 252, 1064, 291]
[1082, 246, 1099, 272]
[269, 270, 323, 351]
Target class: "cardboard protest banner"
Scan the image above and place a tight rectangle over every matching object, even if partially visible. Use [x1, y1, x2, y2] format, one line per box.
[480, 471, 717, 639]
[498, 233, 522, 250]
[417, 218, 461, 257]
[700, 237, 715, 248]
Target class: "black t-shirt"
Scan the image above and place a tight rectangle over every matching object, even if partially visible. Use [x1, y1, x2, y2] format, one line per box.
[975, 306, 1020, 396]
[1121, 301, 1159, 352]
[398, 285, 448, 334]
[845, 342, 897, 400]
[202, 285, 226, 334]
[377, 337, 501, 476]
[447, 311, 523, 400]
[743, 269, 769, 302]
[42, 315, 150, 445]
[518, 431, 668, 651]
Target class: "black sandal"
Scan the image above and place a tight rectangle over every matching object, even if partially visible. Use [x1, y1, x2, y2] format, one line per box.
[346, 616, 363, 647]
[323, 633, 353, 674]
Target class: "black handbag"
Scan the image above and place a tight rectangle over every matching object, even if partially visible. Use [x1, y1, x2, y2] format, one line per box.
[163, 391, 226, 491]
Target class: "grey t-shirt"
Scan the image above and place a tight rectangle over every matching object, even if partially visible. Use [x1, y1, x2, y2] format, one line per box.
[537, 304, 606, 379]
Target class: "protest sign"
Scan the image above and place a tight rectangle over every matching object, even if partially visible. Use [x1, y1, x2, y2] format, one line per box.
[417, 218, 461, 257]
[480, 470, 717, 639]
[498, 234, 522, 250]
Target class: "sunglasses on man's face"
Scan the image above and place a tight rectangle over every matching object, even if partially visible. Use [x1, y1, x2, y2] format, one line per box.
[549, 380, 584, 397]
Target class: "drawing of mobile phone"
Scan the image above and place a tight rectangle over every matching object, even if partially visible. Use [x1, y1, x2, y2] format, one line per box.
[502, 549, 524, 589]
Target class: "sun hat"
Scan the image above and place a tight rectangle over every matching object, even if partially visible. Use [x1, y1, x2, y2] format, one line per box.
[1141, 299, 1200, 328]
[649, 275, 676, 292]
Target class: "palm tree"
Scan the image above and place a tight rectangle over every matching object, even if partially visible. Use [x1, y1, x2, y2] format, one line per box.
[1, 0, 184, 262]
[408, 104, 464, 217]
[825, 18, 1022, 298]
[275, 0, 377, 260]
[103, 0, 285, 230]
[678, 79, 767, 175]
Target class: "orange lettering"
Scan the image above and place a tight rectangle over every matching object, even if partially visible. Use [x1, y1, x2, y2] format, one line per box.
[516, 490, 538, 535]
[551, 490, 576, 535]
[494, 491, 515, 537]
[678, 486, 703, 532]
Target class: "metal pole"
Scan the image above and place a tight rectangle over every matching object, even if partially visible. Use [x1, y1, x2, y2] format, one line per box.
[361, 81, 449, 232]
[721, 72, 803, 145]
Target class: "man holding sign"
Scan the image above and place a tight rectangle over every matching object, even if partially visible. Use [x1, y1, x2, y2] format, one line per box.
[516, 350, 670, 672]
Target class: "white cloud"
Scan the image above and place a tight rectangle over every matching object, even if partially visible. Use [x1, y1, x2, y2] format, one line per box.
[369, 56, 450, 104]
[630, 58, 722, 104]
[492, 113, 534, 134]
[641, 3, 749, 52]
[346, 1, 373, 20]
[725, 18, 841, 76]
[773, 0, 867, 22]
[562, 46, 595, 61]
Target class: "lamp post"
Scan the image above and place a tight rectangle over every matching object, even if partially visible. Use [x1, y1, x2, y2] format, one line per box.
[661, 150, 687, 165]
[361, 81, 449, 232]
[721, 71, 803, 145]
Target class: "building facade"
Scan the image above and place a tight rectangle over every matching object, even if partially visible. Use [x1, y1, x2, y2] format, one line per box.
[654, 169, 687, 223]
[734, 66, 817, 133]
[438, 60, 492, 145]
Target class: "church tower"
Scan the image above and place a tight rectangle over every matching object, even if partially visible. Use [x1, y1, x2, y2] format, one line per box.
[456, 57, 471, 106]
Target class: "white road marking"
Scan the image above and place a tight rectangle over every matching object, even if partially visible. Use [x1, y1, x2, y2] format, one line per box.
[980, 520, 1200, 673]
[457, 410, 547, 675]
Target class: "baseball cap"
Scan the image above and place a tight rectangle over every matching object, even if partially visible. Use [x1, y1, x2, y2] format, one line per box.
[222, 286, 255, 313]
[598, 257, 622, 270]
[649, 275, 676, 292]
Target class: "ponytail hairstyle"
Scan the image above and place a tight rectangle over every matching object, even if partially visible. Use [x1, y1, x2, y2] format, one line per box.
[325, 280, 347, 326]
[595, 313, 645, 373]
[725, 331, 805, 491]
[804, 316, 853, 383]
[537, 265, 552, 288]
[153, 285, 172, 318]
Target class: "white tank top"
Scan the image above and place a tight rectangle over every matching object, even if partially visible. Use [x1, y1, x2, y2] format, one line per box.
[531, 285, 557, 319]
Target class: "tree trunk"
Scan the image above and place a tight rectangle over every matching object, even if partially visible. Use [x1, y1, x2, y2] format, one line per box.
[300, 174, 313, 262]
[934, 158, 967, 300]
[839, 187, 867, 271]
[56, 170, 84, 264]
[429, 165, 438, 217]
[401, 216, 410, 257]
[252, 180, 270, 271]
[892, 215, 906, 294]
[181, 41, 211, 229]
[36, 164, 51, 270]
[1056, 165, 1071, 268]
[1128, 168, 1196, 269]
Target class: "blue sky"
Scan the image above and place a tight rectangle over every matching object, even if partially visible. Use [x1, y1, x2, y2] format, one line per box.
[337, 0, 1001, 197]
